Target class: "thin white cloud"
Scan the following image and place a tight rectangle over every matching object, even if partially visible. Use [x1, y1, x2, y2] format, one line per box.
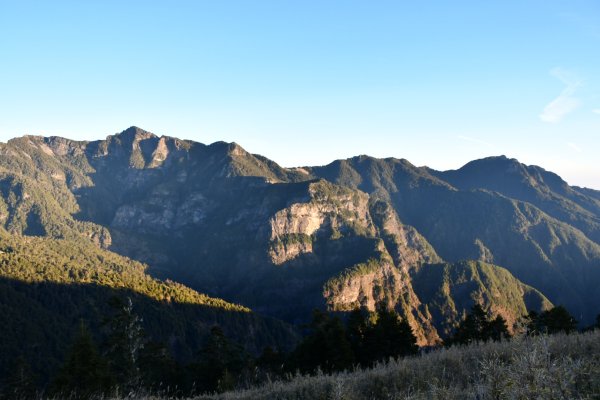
[539, 68, 583, 123]
[593, 109, 600, 115]
[457, 135, 493, 147]
[567, 142, 582, 153]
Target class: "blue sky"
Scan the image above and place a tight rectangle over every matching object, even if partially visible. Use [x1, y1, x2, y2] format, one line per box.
[1, 1, 599, 187]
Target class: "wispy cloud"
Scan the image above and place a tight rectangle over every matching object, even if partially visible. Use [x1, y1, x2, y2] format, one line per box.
[457, 135, 493, 147]
[539, 68, 583, 123]
[567, 142, 582, 153]
[593, 109, 600, 115]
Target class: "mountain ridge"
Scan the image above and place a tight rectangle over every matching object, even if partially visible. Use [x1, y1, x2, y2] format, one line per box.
[1, 126, 598, 348]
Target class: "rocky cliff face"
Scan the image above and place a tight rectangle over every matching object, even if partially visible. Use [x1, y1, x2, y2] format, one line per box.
[309, 155, 600, 326]
[4, 126, 594, 345]
[268, 181, 373, 264]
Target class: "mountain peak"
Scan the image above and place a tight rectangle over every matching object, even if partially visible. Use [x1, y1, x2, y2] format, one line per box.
[113, 126, 158, 141]
[461, 155, 520, 169]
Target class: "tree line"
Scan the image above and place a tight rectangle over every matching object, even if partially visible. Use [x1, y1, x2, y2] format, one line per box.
[1, 298, 595, 399]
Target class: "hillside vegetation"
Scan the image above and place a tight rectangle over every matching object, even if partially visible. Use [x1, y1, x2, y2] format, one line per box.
[0, 228, 298, 385]
[1, 127, 598, 342]
[309, 155, 600, 324]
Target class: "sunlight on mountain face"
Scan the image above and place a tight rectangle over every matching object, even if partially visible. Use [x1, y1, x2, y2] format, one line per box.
[1, 1, 599, 398]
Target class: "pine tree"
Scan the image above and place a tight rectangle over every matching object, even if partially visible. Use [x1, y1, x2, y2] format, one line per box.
[449, 304, 490, 345]
[0, 356, 37, 399]
[138, 340, 178, 394]
[256, 346, 285, 378]
[362, 304, 418, 365]
[287, 310, 354, 374]
[191, 325, 249, 393]
[538, 306, 578, 334]
[51, 322, 112, 399]
[484, 315, 511, 341]
[103, 296, 145, 393]
[346, 308, 369, 365]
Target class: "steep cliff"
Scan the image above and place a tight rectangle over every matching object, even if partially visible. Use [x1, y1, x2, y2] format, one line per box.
[2, 127, 592, 345]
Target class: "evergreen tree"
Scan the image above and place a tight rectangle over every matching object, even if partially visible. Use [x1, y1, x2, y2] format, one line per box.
[138, 340, 178, 394]
[191, 325, 249, 394]
[346, 308, 369, 365]
[525, 310, 542, 335]
[256, 346, 285, 379]
[539, 306, 578, 334]
[362, 304, 418, 365]
[51, 322, 112, 399]
[0, 356, 37, 400]
[483, 315, 511, 342]
[103, 296, 145, 393]
[287, 309, 354, 374]
[448, 304, 512, 345]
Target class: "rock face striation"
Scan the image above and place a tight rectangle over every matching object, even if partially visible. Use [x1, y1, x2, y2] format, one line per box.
[2, 126, 600, 343]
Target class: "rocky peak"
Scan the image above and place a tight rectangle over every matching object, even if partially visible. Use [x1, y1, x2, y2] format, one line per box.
[227, 142, 247, 157]
[114, 126, 158, 142]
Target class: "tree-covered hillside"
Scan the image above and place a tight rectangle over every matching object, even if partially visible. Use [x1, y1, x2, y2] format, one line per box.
[308, 155, 600, 324]
[0, 126, 598, 352]
[0, 228, 298, 385]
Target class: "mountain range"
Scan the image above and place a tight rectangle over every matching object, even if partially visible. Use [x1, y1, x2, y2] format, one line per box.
[1, 126, 599, 375]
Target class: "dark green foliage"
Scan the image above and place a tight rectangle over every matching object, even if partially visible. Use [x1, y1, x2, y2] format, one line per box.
[138, 341, 179, 393]
[346, 308, 369, 363]
[485, 315, 511, 342]
[256, 346, 286, 379]
[287, 307, 418, 374]
[527, 306, 578, 335]
[447, 304, 511, 345]
[50, 322, 112, 399]
[1, 127, 600, 397]
[287, 310, 355, 374]
[0, 356, 37, 400]
[448, 304, 489, 345]
[310, 155, 600, 326]
[352, 305, 418, 366]
[411, 260, 551, 339]
[190, 326, 251, 393]
[0, 230, 298, 392]
[102, 296, 146, 392]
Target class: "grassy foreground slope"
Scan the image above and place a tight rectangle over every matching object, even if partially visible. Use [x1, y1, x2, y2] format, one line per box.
[200, 330, 600, 400]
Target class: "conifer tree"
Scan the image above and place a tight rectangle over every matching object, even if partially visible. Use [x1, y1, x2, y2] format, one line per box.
[138, 340, 178, 394]
[484, 315, 511, 341]
[256, 346, 285, 378]
[448, 304, 512, 345]
[362, 303, 418, 365]
[191, 325, 248, 393]
[346, 308, 369, 365]
[527, 306, 578, 334]
[287, 309, 354, 374]
[0, 356, 37, 399]
[51, 322, 112, 399]
[103, 296, 145, 393]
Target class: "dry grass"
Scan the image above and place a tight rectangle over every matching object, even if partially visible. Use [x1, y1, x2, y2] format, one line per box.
[193, 331, 600, 400]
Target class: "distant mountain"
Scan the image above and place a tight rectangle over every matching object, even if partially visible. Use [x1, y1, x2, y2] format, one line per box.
[431, 155, 600, 243]
[1, 126, 598, 352]
[308, 155, 600, 324]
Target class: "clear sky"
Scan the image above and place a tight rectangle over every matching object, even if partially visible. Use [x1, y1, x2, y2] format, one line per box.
[1, 1, 599, 188]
